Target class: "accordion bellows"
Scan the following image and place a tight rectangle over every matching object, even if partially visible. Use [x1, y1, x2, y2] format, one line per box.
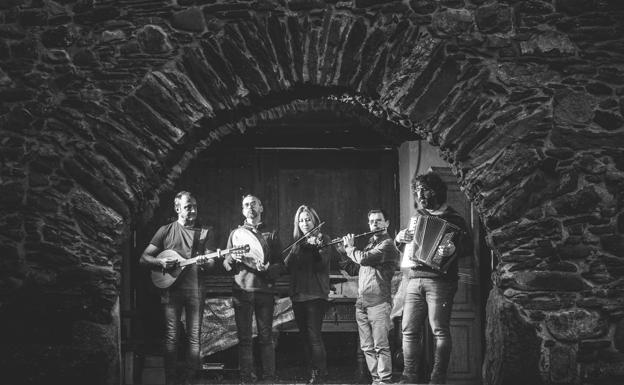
[404, 213, 460, 273]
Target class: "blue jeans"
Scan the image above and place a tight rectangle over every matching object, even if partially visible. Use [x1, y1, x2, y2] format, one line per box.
[356, 302, 392, 384]
[163, 287, 203, 385]
[401, 278, 457, 384]
[292, 299, 328, 376]
[232, 290, 276, 381]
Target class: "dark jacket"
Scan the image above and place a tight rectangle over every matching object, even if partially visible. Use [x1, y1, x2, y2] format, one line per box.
[285, 233, 333, 302]
[341, 233, 399, 308]
[408, 205, 472, 281]
[226, 222, 284, 293]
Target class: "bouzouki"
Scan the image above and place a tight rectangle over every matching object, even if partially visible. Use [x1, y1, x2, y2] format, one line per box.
[151, 245, 249, 289]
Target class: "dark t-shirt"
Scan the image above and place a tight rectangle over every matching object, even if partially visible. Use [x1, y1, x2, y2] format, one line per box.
[150, 221, 215, 291]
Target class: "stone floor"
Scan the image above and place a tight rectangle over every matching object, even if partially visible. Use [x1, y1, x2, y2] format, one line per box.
[130, 331, 398, 384]
[140, 361, 404, 384]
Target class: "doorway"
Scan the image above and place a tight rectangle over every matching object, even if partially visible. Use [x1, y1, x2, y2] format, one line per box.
[126, 130, 487, 384]
[171, 146, 400, 251]
[131, 144, 400, 354]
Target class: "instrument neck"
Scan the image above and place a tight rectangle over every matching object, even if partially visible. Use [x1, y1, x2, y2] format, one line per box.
[179, 249, 220, 267]
[303, 230, 321, 239]
[179, 254, 206, 267]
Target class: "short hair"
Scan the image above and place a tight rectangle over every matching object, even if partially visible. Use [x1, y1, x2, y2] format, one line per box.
[293, 205, 321, 240]
[411, 171, 447, 204]
[367, 209, 389, 221]
[174, 191, 194, 209]
[241, 194, 262, 205]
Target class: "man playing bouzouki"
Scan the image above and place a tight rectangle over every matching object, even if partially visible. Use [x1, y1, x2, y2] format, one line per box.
[140, 191, 218, 385]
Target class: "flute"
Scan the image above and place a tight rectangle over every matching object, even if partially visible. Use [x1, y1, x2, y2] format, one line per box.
[319, 228, 386, 248]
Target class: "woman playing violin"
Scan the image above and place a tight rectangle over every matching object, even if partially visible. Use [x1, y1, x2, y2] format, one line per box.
[284, 205, 336, 384]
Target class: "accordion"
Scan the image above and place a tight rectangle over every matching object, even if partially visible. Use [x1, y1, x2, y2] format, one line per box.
[403, 213, 460, 273]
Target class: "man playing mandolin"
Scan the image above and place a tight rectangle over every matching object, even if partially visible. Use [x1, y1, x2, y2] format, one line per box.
[140, 191, 218, 385]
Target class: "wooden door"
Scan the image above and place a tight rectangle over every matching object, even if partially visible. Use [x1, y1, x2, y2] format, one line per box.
[133, 147, 399, 343]
[431, 166, 483, 385]
[273, 149, 398, 259]
[180, 147, 399, 253]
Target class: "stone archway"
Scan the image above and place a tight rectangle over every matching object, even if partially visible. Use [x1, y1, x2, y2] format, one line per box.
[1, 1, 623, 384]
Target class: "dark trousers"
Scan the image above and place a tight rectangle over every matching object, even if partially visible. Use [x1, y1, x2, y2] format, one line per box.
[232, 290, 276, 381]
[292, 298, 328, 376]
[401, 278, 457, 384]
[163, 287, 203, 385]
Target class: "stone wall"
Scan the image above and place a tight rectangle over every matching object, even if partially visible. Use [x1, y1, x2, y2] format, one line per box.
[1, 0, 623, 384]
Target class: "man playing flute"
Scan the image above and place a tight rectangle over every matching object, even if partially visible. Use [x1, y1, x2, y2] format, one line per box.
[339, 209, 400, 385]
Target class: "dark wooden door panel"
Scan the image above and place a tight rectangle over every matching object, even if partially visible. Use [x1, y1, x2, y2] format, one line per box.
[278, 168, 381, 243]
[274, 150, 399, 248]
[179, 148, 399, 250]
[431, 167, 482, 385]
[449, 316, 481, 379]
[155, 147, 398, 263]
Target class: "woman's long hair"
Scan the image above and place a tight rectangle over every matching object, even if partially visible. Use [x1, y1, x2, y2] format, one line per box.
[292, 205, 321, 240]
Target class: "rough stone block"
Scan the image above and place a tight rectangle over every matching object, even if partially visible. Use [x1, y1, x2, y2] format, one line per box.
[541, 341, 578, 383]
[483, 289, 542, 385]
[520, 31, 577, 56]
[172, 7, 206, 33]
[546, 309, 608, 342]
[475, 3, 512, 34]
[408, 0, 438, 14]
[432, 8, 473, 37]
[137, 25, 173, 54]
[594, 110, 624, 130]
[507, 271, 586, 292]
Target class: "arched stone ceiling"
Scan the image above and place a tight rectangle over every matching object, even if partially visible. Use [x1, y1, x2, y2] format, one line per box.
[1, 1, 624, 384]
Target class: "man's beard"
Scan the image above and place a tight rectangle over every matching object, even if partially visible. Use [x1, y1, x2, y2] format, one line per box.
[245, 209, 258, 218]
[182, 214, 196, 224]
[417, 198, 437, 210]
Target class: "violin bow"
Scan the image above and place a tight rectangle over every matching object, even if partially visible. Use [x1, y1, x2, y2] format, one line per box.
[281, 221, 325, 254]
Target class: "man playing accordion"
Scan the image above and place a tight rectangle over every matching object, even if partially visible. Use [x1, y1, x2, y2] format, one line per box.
[395, 171, 473, 384]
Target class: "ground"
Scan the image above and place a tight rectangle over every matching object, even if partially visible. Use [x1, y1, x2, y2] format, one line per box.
[196, 331, 376, 384]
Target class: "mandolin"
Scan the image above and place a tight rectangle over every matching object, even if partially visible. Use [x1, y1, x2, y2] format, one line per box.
[151, 244, 249, 289]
